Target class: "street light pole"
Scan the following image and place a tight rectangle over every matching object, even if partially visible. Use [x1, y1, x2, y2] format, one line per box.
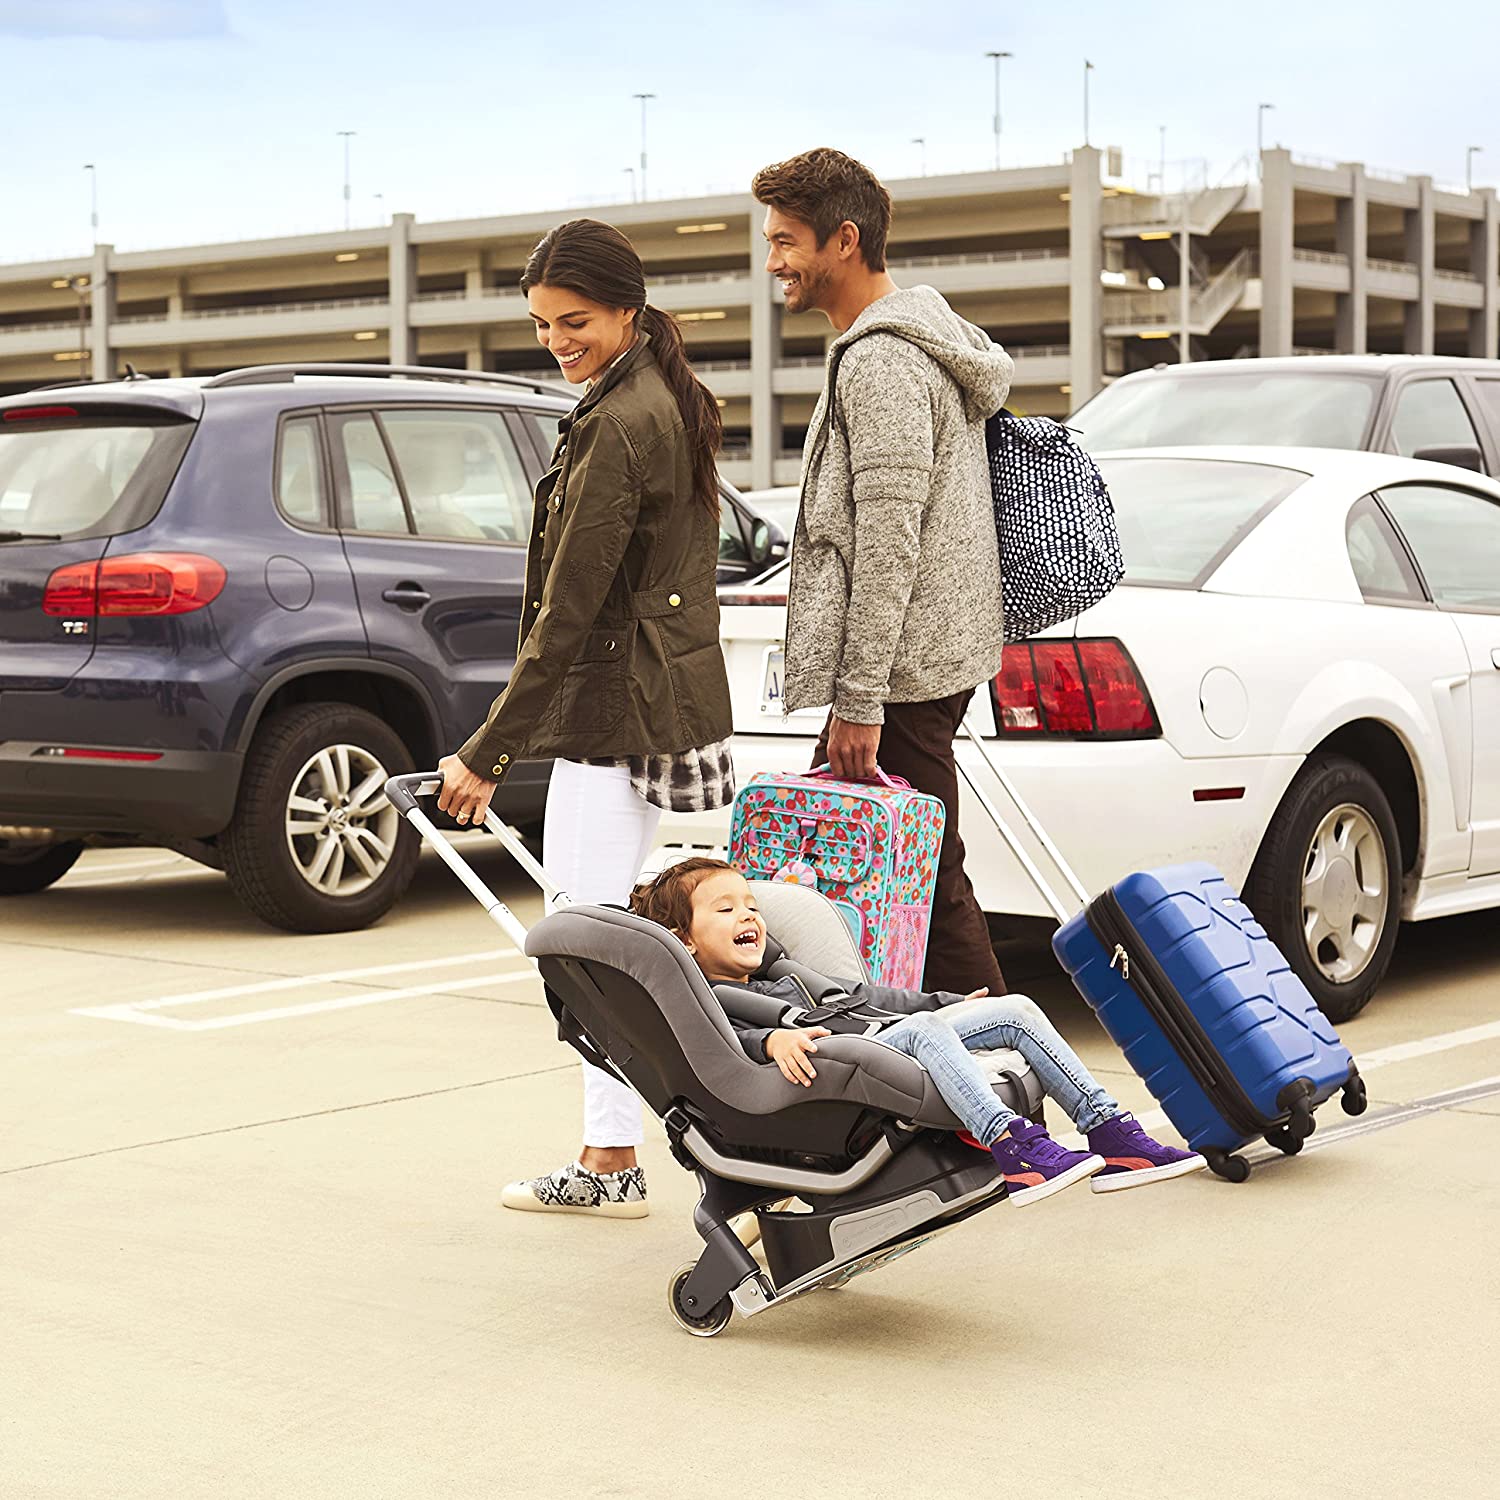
[1158, 125, 1167, 194]
[633, 93, 656, 201]
[623, 166, 637, 202]
[984, 51, 1012, 170]
[911, 137, 927, 177]
[1467, 144, 1483, 193]
[83, 163, 98, 247]
[69, 274, 90, 381]
[337, 130, 356, 230]
[1257, 103, 1274, 172]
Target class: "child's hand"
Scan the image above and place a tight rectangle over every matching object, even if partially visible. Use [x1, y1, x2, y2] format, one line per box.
[767, 1027, 832, 1087]
[964, 988, 989, 1002]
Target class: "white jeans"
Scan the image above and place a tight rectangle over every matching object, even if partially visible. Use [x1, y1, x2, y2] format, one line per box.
[542, 758, 661, 1149]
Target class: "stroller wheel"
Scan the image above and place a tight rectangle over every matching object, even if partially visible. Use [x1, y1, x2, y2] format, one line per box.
[667, 1262, 733, 1338]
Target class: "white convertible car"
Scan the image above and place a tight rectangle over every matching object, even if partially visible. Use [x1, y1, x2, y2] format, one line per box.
[673, 446, 1500, 1021]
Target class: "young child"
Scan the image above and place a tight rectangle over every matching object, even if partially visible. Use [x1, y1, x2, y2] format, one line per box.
[631, 859, 1205, 1205]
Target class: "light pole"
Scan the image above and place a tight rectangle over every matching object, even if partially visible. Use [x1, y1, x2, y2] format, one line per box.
[83, 163, 98, 247]
[623, 166, 637, 202]
[372, 192, 385, 224]
[911, 136, 927, 177]
[984, 51, 1012, 170]
[337, 130, 356, 230]
[633, 93, 655, 201]
[1083, 59, 1094, 147]
[1257, 103, 1274, 171]
[1467, 144, 1484, 193]
[68, 274, 90, 381]
[1158, 124, 1167, 194]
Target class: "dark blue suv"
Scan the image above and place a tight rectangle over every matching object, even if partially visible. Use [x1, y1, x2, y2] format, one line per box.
[0, 364, 785, 931]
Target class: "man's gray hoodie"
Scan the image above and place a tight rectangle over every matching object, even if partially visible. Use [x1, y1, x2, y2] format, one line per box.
[784, 285, 1013, 723]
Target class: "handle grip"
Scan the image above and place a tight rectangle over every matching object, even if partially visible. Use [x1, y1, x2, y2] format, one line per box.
[804, 763, 912, 791]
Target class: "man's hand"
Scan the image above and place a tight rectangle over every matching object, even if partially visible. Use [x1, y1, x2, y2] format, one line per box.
[766, 1027, 832, 1086]
[436, 753, 498, 826]
[826, 714, 881, 781]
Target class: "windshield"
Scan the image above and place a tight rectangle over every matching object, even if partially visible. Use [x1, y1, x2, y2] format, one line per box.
[1074, 370, 1380, 453]
[1097, 456, 1307, 588]
[0, 412, 194, 541]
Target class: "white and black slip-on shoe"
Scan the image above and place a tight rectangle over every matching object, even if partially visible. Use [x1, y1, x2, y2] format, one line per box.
[500, 1160, 649, 1219]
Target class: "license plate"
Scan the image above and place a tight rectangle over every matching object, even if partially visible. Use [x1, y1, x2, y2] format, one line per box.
[759, 646, 786, 714]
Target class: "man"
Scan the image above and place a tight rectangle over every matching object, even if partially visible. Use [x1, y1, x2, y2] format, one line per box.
[752, 147, 1013, 996]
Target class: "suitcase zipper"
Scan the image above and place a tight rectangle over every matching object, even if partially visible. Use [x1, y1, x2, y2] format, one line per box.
[1085, 889, 1274, 1138]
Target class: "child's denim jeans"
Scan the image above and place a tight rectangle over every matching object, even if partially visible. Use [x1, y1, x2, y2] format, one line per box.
[879, 994, 1119, 1147]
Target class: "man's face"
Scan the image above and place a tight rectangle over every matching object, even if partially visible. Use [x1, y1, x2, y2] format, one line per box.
[762, 205, 840, 316]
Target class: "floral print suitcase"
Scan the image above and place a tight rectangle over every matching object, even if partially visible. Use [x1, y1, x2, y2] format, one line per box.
[728, 766, 944, 988]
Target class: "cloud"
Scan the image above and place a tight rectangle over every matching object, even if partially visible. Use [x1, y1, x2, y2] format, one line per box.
[0, 1, 231, 40]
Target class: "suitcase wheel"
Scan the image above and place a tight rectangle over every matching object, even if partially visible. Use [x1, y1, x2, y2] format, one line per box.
[1341, 1075, 1369, 1117]
[1265, 1124, 1303, 1157]
[1288, 1099, 1316, 1141]
[1204, 1148, 1251, 1183]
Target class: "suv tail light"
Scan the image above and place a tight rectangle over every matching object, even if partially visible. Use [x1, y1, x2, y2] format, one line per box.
[991, 639, 1159, 739]
[43, 553, 227, 617]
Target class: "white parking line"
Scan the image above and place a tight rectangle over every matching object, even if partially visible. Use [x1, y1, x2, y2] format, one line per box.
[71, 947, 532, 1029]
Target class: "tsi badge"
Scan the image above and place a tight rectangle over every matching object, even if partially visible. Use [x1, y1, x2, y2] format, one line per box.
[60, 620, 90, 636]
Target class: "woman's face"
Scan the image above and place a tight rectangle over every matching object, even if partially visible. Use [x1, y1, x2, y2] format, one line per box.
[527, 283, 638, 385]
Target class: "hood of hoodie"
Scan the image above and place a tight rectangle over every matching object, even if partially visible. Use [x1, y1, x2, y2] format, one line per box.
[829, 284, 1014, 422]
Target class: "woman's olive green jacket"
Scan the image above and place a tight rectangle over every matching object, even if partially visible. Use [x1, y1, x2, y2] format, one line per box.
[458, 336, 732, 783]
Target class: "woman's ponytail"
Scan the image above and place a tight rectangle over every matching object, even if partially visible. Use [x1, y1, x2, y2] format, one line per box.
[638, 304, 723, 516]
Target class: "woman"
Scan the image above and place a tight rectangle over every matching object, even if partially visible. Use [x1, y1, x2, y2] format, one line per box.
[437, 219, 734, 1220]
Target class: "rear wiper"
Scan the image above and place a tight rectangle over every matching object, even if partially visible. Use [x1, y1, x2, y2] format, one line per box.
[0, 531, 63, 542]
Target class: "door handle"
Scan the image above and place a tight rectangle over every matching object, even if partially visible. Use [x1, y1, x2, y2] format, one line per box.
[381, 583, 431, 610]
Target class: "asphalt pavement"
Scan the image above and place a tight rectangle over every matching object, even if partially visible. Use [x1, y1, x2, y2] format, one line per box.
[3, 838, 1497, 1499]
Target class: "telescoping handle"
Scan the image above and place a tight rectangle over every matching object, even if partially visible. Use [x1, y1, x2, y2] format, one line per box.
[384, 772, 564, 957]
[957, 710, 1090, 927]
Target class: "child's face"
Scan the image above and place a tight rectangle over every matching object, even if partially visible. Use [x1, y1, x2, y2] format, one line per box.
[683, 870, 767, 979]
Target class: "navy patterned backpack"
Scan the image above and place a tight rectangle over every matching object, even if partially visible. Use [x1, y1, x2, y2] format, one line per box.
[985, 410, 1125, 642]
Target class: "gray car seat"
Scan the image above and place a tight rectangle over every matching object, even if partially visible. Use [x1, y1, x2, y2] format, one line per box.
[524, 881, 1046, 1331]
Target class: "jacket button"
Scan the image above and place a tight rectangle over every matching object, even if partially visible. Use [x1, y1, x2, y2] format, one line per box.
[491, 764, 504, 775]
[668, 592, 681, 607]
[606, 639, 616, 651]
[531, 600, 540, 611]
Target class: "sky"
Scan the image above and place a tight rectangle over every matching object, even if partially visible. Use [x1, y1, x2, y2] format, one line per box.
[3, 0, 1499, 264]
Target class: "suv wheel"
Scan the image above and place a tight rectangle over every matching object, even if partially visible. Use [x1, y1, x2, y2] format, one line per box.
[222, 704, 420, 933]
[1245, 755, 1401, 1024]
[0, 839, 84, 895]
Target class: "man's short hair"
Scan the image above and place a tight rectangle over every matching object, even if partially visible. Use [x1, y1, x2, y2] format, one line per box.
[752, 148, 892, 273]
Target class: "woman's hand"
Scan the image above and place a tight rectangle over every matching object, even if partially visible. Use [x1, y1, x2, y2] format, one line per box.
[436, 753, 498, 827]
[767, 1027, 832, 1087]
[964, 988, 989, 1002]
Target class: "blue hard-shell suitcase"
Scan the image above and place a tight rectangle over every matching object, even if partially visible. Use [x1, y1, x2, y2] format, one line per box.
[1052, 863, 1367, 1180]
[952, 715, 1368, 1182]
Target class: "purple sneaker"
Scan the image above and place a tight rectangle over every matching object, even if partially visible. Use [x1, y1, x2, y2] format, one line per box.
[990, 1119, 1105, 1206]
[1086, 1113, 1207, 1192]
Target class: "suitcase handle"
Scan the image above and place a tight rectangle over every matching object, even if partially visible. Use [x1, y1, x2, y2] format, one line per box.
[384, 772, 564, 955]
[956, 711, 1090, 926]
[805, 763, 913, 791]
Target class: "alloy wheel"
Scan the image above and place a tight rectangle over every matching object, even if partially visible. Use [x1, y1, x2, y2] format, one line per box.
[1300, 801, 1388, 985]
[284, 742, 400, 897]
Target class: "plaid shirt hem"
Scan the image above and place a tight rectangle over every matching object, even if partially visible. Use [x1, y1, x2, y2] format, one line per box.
[581, 737, 736, 813]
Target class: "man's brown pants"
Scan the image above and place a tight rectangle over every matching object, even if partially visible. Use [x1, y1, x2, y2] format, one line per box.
[813, 688, 1006, 996]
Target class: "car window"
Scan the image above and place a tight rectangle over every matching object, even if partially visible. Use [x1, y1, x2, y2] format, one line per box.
[719, 493, 750, 566]
[1073, 372, 1379, 452]
[1378, 482, 1500, 612]
[1094, 456, 1306, 588]
[1388, 379, 1479, 458]
[1476, 379, 1500, 434]
[380, 409, 530, 543]
[0, 414, 192, 541]
[529, 411, 562, 462]
[338, 414, 410, 534]
[1346, 495, 1426, 605]
[276, 416, 326, 526]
